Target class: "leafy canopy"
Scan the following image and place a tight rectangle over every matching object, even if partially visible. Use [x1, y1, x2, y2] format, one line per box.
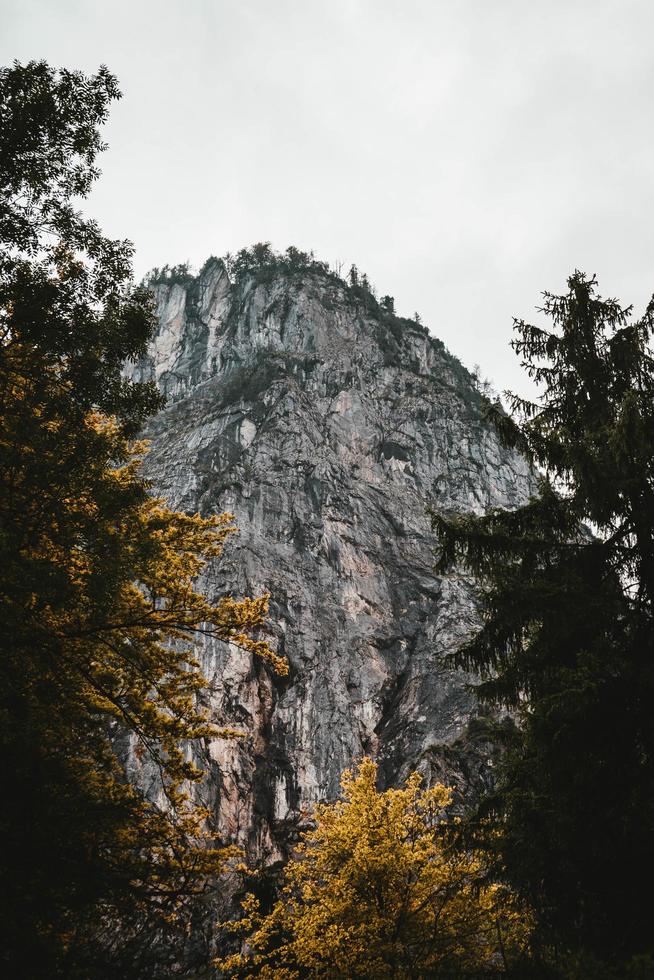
[218, 759, 531, 979]
[0, 60, 285, 977]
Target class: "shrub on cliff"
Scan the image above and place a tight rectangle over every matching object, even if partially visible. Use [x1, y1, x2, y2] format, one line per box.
[222, 242, 333, 284]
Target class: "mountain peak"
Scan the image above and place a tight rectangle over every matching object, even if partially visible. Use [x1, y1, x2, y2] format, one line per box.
[131, 245, 534, 863]
[132, 245, 478, 412]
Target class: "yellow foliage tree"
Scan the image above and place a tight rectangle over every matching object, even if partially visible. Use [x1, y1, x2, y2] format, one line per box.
[218, 759, 531, 979]
[0, 372, 287, 975]
[0, 61, 288, 975]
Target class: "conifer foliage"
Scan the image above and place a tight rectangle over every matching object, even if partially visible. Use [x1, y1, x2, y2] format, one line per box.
[0, 61, 285, 977]
[219, 759, 531, 978]
[432, 273, 654, 973]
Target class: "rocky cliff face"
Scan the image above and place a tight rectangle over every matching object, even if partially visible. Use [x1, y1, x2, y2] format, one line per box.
[127, 256, 534, 863]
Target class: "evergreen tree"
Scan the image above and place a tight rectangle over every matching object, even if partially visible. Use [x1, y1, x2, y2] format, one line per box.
[0, 60, 286, 977]
[431, 272, 654, 974]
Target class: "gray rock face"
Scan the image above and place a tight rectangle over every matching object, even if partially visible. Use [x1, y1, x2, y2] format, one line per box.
[128, 258, 533, 862]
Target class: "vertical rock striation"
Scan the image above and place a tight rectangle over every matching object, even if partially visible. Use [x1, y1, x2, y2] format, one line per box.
[128, 256, 534, 862]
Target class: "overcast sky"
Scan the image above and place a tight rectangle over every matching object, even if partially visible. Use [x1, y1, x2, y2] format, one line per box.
[3, 0, 654, 395]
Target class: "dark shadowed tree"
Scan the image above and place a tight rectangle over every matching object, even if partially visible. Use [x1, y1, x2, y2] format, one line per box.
[432, 272, 654, 976]
[0, 60, 285, 978]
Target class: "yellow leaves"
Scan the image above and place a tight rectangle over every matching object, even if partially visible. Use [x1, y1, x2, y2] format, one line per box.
[15, 403, 289, 816]
[20, 412, 287, 689]
[1, 356, 288, 947]
[218, 759, 533, 978]
[213, 595, 289, 675]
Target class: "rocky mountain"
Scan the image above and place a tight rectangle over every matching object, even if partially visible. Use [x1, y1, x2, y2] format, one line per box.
[126, 252, 534, 865]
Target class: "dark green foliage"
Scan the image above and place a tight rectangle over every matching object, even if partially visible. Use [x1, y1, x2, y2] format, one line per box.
[1, 60, 118, 253]
[222, 242, 335, 286]
[0, 61, 237, 978]
[0, 59, 161, 435]
[0, 60, 156, 976]
[431, 273, 654, 973]
[143, 261, 195, 287]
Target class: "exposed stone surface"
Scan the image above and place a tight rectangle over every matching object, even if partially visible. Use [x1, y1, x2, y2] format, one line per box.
[127, 257, 534, 863]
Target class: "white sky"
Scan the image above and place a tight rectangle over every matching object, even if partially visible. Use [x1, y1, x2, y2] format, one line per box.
[3, 0, 654, 396]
